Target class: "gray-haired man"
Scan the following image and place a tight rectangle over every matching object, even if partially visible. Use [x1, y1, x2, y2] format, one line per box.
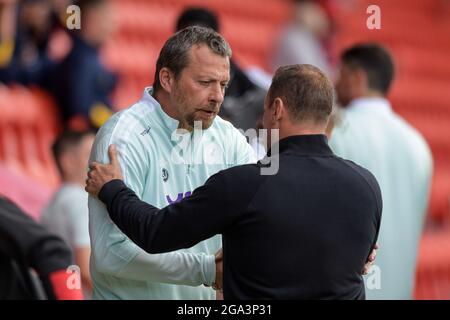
[88, 26, 256, 299]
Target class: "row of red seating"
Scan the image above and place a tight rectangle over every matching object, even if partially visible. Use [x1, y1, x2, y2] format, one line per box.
[108, 0, 287, 72]
[112, 0, 291, 26]
[0, 85, 61, 189]
[335, 1, 450, 54]
[102, 39, 158, 77]
[415, 228, 450, 299]
[0, 163, 53, 221]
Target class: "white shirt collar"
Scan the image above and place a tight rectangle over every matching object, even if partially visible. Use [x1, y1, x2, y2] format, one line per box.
[141, 87, 180, 131]
[347, 97, 392, 114]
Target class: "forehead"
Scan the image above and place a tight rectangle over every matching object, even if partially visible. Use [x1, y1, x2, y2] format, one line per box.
[184, 44, 230, 80]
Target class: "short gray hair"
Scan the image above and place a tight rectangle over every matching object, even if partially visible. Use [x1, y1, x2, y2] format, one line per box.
[153, 26, 232, 92]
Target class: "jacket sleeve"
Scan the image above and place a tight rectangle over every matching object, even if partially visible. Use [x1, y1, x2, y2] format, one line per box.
[0, 197, 83, 299]
[98, 171, 236, 254]
[88, 125, 217, 286]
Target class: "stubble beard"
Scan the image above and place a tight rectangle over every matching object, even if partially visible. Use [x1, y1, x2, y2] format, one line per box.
[174, 89, 215, 131]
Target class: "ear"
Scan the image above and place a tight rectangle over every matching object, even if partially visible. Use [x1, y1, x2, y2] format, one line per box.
[159, 67, 175, 93]
[272, 97, 285, 122]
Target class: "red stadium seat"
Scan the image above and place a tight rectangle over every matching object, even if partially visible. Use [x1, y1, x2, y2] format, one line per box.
[0, 85, 60, 188]
[415, 229, 450, 299]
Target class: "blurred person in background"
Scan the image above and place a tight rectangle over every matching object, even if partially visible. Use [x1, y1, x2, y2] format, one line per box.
[41, 129, 95, 299]
[50, 0, 72, 22]
[330, 43, 433, 299]
[1, 195, 83, 300]
[0, 0, 67, 87]
[50, 0, 117, 130]
[272, 0, 334, 78]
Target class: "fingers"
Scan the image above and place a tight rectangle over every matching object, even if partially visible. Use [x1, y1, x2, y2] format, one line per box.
[362, 260, 372, 275]
[362, 245, 378, 275]
[87, 163, 101, 179]
[89, 162, 103, 172]
[108, 144, 119, 167]
[84, 178, 94, 195]
[368, 243, 379, 262]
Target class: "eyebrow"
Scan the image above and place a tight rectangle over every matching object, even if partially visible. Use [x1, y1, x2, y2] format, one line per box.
[197, 76, 230, 83]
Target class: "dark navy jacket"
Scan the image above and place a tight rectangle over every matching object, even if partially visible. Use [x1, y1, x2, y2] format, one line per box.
[51, 35, 116, 123]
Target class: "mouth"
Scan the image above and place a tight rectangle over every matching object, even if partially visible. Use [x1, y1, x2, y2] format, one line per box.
[196, 109, 217, 118]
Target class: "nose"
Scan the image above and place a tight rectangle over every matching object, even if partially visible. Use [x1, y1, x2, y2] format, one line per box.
[208, 84, 224, 105]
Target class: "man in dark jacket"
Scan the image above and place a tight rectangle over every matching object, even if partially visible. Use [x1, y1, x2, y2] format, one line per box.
[0, 196, 83, 299]
[50, 0, 117, 129]
[86, 64, 382, 299]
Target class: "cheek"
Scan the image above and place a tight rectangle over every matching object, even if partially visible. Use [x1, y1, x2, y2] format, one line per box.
[180, 83, 200, 103]
[194, 87, 210, 103]
[336, 79, 348, 95]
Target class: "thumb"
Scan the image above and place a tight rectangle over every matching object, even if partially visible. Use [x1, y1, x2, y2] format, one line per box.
[108, 144, 119, 166]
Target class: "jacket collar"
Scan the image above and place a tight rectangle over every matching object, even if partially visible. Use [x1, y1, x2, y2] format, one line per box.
[267, 134, 333, 157]
[141, 87, 180, 132]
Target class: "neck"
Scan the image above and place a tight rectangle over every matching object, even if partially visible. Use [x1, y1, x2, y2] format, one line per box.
[154, 89, 180, 121]
[353, 90, 385, 101]
[266, 124, 326, 154]
[278, 123, 326, 141]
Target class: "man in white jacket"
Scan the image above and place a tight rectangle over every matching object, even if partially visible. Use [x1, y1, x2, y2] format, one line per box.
[88, 26, 256, 300]
[330, 43, 433, 299]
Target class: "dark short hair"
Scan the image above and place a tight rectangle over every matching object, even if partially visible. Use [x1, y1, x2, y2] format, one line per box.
[52, 129, 94, 176]
[341, 43, 395, 95]
[74, 0, 107, 11]
[153, 26, 232, 93]
[176, 7, 219, 32]
[268, 64, 334, 124]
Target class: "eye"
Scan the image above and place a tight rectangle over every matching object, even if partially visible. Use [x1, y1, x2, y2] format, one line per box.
[199, 80, 210, 86]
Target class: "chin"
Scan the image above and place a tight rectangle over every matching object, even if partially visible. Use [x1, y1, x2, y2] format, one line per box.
[200, 119, 214, 130]
[190, 117, 215, 130]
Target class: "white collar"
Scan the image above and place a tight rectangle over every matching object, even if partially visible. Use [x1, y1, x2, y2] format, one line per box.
[347, 97, 392, 113]
[141, 87, 180, 132]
